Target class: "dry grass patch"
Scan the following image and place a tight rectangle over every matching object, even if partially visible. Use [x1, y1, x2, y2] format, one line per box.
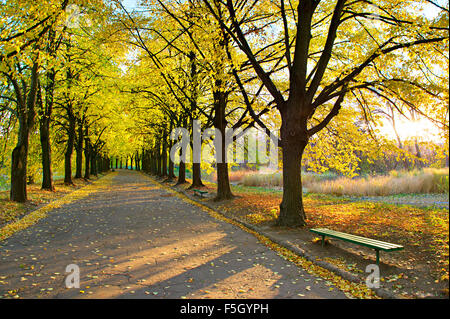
[308, 168, 449, 196]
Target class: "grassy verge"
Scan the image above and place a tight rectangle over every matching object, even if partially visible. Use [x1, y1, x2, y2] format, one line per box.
[213, 184, 449, 296]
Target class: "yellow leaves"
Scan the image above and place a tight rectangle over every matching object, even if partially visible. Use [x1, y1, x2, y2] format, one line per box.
[226, 178, 449, 290]
[6, 289, 19, 298]
[245, 212, 274, 225]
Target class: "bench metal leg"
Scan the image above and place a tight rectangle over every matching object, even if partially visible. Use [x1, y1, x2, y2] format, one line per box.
[375, 250, 380, 265]
[321, 235, 325, 247]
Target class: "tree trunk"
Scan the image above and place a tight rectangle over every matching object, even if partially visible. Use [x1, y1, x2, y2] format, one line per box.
[189, 162, 204, 188]
[84, 138, 90, 179]
[213, 86, 233, 200]
[216, 162, 232, 200]
[90, 151, 95, 175]
[277, 108, 307, 226]
[168, 157, 175, 179]
[157, 153, 162, 176]
[150, 152, 155, 174]
[10, 132, 29, 202]
[40, 115, 53, 190]
[64, 115, 75, 185]
[176, 143, 186, 184]
[39, 28, 59, 191]
[136, 151, 140, 171]
[167, 123, 176, 179]
[188, 120, 203, 188]
[161, 138, 167, 176]
[277, 141, 307, 226]
[215, 115, 233, 200]
[75, 120, 83, 178]
[145, 151, 150, 173]
[141, 151, 147, 172]
[90, 151, 97, 176]
[414, 138, 422, 169]
[97, 156, 102, 173]
[39, 71, 55, 191]
[10, 63, 38, 202]
[176, 117, 188, 184]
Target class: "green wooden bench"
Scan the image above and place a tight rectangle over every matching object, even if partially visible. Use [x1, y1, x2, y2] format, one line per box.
[193, 189, 208, 198]
[310, 228, 403, 265]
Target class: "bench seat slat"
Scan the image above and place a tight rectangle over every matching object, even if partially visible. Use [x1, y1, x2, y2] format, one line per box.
[311, 228, 400, 247]
[193, 189, 208, 198]
[314, 231, 402, 249]
[310, 228, 402, 249]
[310, 228, 403, 251]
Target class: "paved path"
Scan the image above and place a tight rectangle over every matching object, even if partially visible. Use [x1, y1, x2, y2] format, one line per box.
[0, 170, 346, 299]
